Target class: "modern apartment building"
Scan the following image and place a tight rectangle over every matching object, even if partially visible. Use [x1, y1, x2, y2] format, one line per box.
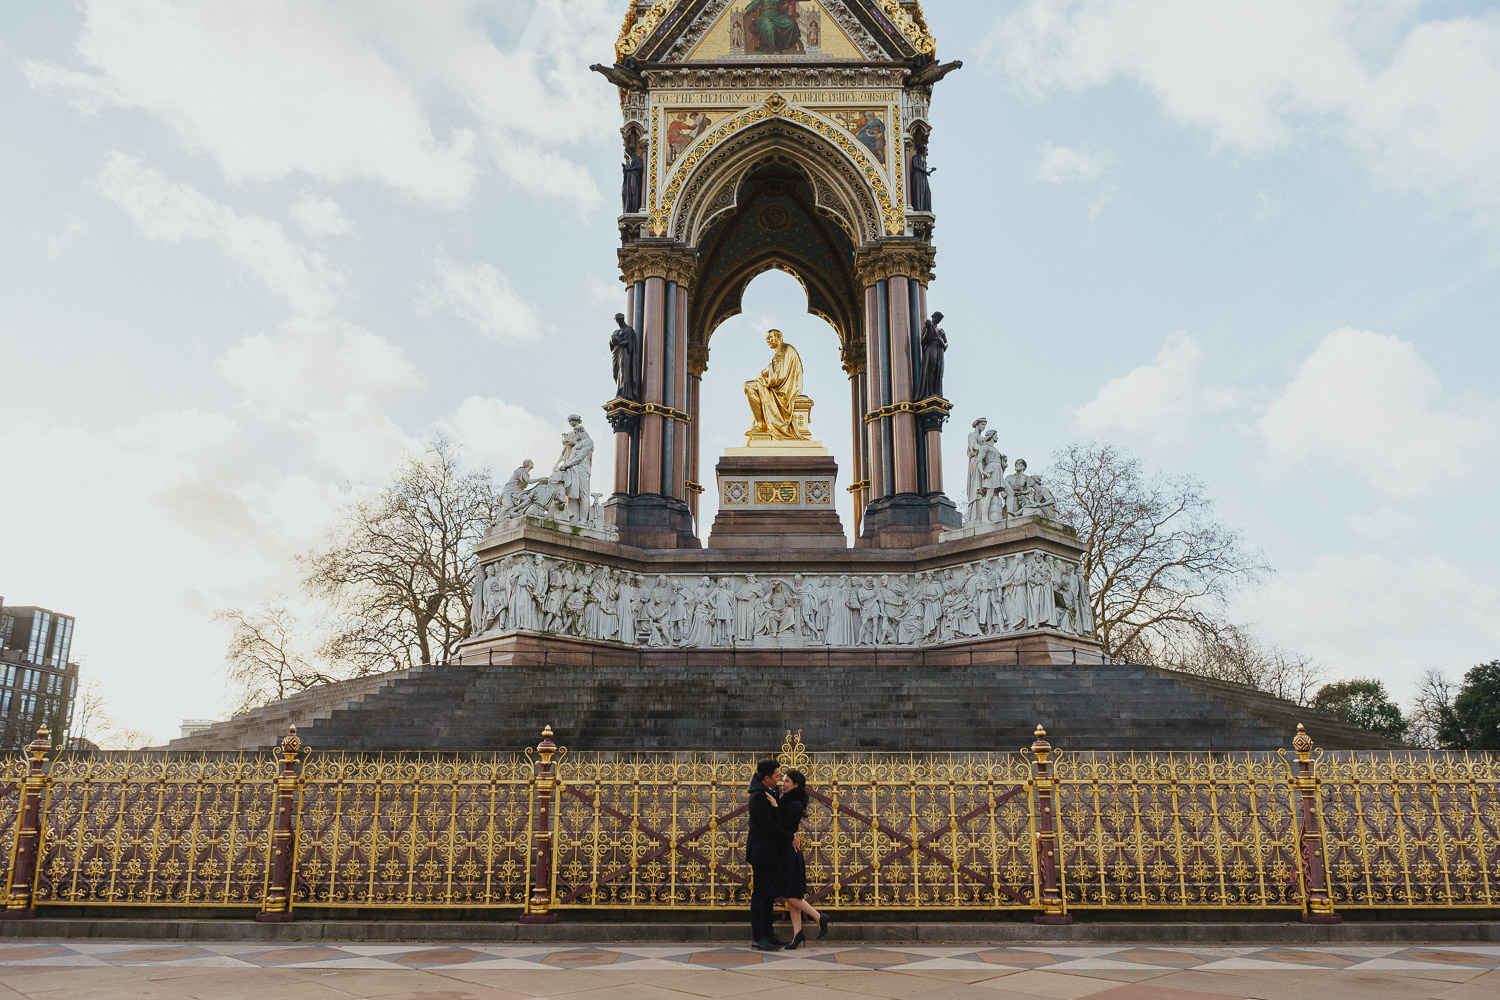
[0, 598, 80, 749]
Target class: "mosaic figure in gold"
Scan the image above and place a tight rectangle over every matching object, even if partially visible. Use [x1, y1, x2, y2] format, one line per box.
[744, 328, 810, 440]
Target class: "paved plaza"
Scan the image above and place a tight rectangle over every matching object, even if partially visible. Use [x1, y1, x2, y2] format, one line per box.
[1, 941, 1497, 999]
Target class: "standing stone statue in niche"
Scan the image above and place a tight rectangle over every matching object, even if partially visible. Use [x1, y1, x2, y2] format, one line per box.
[916, 311, 947, 400]
[610, 313, 641, 401]
[621, 143, 644, 214]
[909, 134, 934, 213]
[553, 415, 594, 522]
[744, 328, 810, 440]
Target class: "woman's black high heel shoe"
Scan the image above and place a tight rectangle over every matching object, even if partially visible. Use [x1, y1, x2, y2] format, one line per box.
[786, 930, 806, 950]
[817, 914, 830, 939]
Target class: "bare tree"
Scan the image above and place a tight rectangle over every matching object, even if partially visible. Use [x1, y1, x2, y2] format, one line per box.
[67, 678, 155, 749]
[1162, 623, 1324, 704]
[301, 438, 503, 671]
[1050, 442, 1268, 660]
[1408, 667, 1460, 749]
[215, 601, 361, 713]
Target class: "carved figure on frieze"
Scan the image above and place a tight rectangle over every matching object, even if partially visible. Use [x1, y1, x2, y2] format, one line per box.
[856, 576, 880, 645]
[711, 578, 736, 646]
[826, 575, 857, 646]
[734, 574, 764, 643]
[1001, 555, 1027, 631]
[915, 311, 947, 401]
[764, 579, 799, 638]
[1026, 555, 1057, 630]
[610, 314, 642, 402]
[615, 570, 638, 645]
[645, 575, 676, 646]
[622, 143, 644, 214]
[685, 577, 715, 647]
[587, 568, 615, 640]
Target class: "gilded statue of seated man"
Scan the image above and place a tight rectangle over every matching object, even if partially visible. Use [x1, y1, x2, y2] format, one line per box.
[744, 328, 810, 440]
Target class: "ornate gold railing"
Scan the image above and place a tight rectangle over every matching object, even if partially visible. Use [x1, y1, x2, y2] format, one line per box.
[1, 724, 1496, 923]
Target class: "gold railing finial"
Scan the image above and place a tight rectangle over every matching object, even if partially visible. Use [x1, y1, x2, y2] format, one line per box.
[27, 724, 52, 762]
[537, 724, 558, 764]
[278, 725, 303, 759]
[1030, 724, 1052, 762]
[1292, 722, 1314, 760]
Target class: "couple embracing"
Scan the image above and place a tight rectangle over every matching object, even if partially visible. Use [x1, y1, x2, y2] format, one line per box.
[746, 758, 831, 950]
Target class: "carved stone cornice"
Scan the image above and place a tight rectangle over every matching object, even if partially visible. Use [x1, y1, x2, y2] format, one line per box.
[854, 241, 936, 286]
[618, 242, 699, 288]
[643, 66, 905, 91]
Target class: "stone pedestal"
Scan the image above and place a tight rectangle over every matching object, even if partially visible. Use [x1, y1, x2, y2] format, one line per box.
[858, 493, 962, 549]
[707, 451, 845, 549]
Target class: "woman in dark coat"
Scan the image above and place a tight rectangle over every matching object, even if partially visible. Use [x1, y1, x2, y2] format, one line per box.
[766, 769, 829, 948]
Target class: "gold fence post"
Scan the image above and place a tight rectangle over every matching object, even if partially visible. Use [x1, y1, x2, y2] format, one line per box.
[1289, 723, 1340, 924]
[1, 727, 52, 920]
[520, 725, 559, 924]
[256, 726, 304, 922]
[1029, 725, 1072, 925]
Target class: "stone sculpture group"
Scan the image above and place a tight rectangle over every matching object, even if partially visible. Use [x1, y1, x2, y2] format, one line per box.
[496, 415, 605, 529]
[472, 551, 1094, 647]
[963, 416, 1061, 525]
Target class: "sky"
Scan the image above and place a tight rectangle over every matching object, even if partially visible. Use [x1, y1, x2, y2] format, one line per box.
[1, 1, 1497, 743]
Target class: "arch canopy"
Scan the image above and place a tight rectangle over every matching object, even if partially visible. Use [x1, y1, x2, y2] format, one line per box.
[689, 162, 863, 376]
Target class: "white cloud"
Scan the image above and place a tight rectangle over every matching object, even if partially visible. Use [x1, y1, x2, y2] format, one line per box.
[986, 1, 1500, 222]
[24, 0, 622, 212]
[1237, 552, 1500, 695]
[421, 253, 542, 343]
[1033, 142, 1109, 184]
[1259, 328, 1500, 495]
[27, 1, 477, 208]
[217, 319, 424, 480]
[218, 319, 422, 417]
[95, 152, 344, 315]
[35, 214, 88, 261]
[438, 395, 565, 475]
[288, 193, 351, 236]
[1075, 333, 1238, 438]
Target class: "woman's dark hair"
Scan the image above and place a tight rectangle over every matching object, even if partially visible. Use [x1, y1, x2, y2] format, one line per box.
[756, 758, 779, 779]
[783, 768, 809, 808]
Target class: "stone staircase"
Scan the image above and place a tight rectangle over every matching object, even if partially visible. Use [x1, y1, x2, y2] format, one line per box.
[167, 658, 1403, 753]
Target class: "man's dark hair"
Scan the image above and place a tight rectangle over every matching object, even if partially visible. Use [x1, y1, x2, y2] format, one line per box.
[755, 758, 779, 779]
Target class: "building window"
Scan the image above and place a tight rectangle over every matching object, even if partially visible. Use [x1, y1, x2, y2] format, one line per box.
[0, 690, 10, 716]
[22, 669, 40, 693]
[0, 664, 13, 689]
[20, 694, 37, 718]
[26, 611, 52, 663]
[49, 617, 74, 668]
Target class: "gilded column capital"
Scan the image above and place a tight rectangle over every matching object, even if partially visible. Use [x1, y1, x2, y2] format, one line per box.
[619, 242, 698, 289]
[854, 241, 937, 286]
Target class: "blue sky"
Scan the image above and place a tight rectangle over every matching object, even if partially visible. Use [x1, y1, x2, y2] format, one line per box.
[2, 1, 1497, 741]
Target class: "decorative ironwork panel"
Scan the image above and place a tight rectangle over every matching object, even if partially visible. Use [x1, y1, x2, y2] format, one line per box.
[35, 753, 276, 906]
[552, 747, 1035, 911]
[293, 753, 533, 907]
[554, 754, 751, 908]
[1319, 752, 1499, 907]
[1054, 752, 1301, 908]
[1, 754, 24, 877]
[804, 752, 1036, 910]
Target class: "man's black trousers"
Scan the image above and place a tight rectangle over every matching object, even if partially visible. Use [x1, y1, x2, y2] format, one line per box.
[750, 859, 778, 941]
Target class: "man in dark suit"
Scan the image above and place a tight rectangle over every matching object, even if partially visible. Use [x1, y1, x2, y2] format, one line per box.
[747, 757, 794, 949]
